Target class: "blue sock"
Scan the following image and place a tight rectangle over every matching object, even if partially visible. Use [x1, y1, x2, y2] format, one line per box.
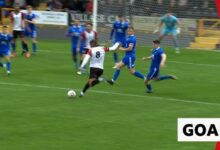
[11, 43, 16, 51]
[158, 75, 172, 81]
[146, 84, 152, 91]
[134, 71, 145, 79]
[6, 62, 11, 71]
[32, 43, 37, 52]
[113, 52, 118, 63]
[113, 69, 120, 81]
[173, 36, 179, 48]
[0, 62, 3, 67]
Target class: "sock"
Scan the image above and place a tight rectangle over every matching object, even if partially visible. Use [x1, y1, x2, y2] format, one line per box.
[173, 36, 179, 49]
[6, 61, 11, 71]
[82, 82, 90, 93]
[11, 43, 16, 51]
[22, 42, 29, 52]
[73, 55, 78, 68]
[158, 75, 172, 81]
[113, 52, 118, 63]
[134, 71, 145, 80]
[112, 69, 120, 81]
[146, 84, 152, 91]
[32, 43, 37, 52]
[0, 62, 3, 67]
[91, 79, 100, 87]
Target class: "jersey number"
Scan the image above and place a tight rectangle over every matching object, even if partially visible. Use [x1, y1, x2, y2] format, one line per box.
[96, 51, 100, 58]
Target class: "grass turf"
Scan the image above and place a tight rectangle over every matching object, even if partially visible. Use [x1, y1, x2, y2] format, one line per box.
[0, 40, 219, 150]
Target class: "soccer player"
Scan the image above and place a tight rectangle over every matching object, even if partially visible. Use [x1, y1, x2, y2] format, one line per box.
[110, 15, 129, 68]
[107, 26, 145, 85]
[79, 40, 120, 97]
[77, 22, 97, 75]
[143, 40, 177, 93]
[67, 18, 83, 69]
[0, 26, 12, 75]
[154, 11, 181, 53]
[24, 5, 37, 54]
[10, 5, 30, 58]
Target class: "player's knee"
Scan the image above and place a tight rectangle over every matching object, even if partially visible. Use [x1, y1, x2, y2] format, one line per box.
[129, 69, 135, 74]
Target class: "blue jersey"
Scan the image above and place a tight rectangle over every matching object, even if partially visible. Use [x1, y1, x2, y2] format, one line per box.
[26, 13, 37, 31]
[113, 21, 128, 41]
[0, 33, 12, 51]
[125, 35, 136, 57]
[150, 47, 164, 69]
[67, 25, 83, 44]
[161, 15, 178, 30]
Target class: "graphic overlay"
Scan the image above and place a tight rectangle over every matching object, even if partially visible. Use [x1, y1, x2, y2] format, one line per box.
[216, 0, 220, 17]
[178, 118, 220, 142]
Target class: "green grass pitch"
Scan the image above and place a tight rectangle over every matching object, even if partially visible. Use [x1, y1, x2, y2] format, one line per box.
[0, 40, 219, 150]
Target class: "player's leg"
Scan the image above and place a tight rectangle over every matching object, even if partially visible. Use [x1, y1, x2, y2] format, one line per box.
[71, 45, 78, 70]
[31, 30, 37, 54]
[112, 39, 119, 68]
[159, 28, 168, 41]
[21, 33, 30, 58]
[80, 68, 103, 97]
[77, 48, 89, 75]
[5, 53, 11, 75]
[11, 31, 17, 57]
[107, 61, 125, 85]
[145, 68, 158, 93]
[171, 30, 180, 53]
[155, 75, 177, 81]
[0, 54, 4, 67]
[127, 56, 145, 80]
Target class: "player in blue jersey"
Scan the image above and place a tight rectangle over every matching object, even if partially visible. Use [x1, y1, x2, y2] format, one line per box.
[0, 26, 12, 75]
[107, 26, 145, 85]
[67, 18, 83, 70]
[24, 5, 37, 54]
[154, 12, 181, 53]
[143, 40, 177, 93]
[110, 15, 129, 68]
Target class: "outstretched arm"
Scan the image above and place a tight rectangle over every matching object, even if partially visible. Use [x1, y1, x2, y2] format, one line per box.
[108, 42, 120, 51]
[119, 43, 133, 51]
[142, 56, 152, 61]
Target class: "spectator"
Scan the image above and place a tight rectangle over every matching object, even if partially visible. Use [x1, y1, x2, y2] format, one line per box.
[47, 0, 63, 11]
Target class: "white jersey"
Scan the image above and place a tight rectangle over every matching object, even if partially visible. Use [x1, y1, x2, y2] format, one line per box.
[10, 12, 24, 31]
[82, 30, 97, 48]
[87, 46, 109, 69]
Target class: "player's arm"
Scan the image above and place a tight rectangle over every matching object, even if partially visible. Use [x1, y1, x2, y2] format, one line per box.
[142, 56, 152, 61]
[80, 50, 91, 69]
[160, 53, 166, 67]
[21, 13, 26, 29]
[176, 19, 181, 34]
[119, 42, 133, 51]
[25, 18, 36, 24]
[154, 20, 163, 33]
[107, 42, 120, 51]
[110, 28, 114, 40]
[9, 12, 14, 29]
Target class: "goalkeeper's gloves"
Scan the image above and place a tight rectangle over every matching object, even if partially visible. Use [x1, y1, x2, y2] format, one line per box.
[176, 28, 181, 34]
[153, 27, 160, 33]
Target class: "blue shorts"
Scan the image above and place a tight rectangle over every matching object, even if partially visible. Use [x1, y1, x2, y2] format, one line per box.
[122, 55, 135, 69]
[0, 50, 11, 57]
[114, 39, 126, 47]
[24, 29, 37, 38]
[161, 28, 177, 36]
[147, 67, 159, 80]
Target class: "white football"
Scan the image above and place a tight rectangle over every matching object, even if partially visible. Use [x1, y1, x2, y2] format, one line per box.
[67, 90, 76, 98]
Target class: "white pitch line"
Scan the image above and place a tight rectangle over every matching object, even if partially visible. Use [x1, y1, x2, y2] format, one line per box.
[0, 81, 219, 107]
[38, 49, 220, 68]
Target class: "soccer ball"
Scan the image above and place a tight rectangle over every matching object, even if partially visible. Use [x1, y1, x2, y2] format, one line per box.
[67, 90, 76, 98]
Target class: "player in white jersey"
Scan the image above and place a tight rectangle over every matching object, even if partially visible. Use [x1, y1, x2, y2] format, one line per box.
[77, 22, 97, 75]
[79, 39, 120, 97]
[10, 5, 30, 58]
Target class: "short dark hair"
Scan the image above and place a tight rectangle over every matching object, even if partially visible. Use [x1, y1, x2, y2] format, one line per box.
[128, 26, 134, 31]
[90, 39, 98, 47]
[153, 40, 160, 44]
[118, 15, 123, 18]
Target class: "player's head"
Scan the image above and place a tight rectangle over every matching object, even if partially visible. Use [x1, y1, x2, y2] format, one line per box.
[14, 4, 20, 13]
[90, 39, 98, 47]
[73, 18, 80, 26]
[153, 40, 160, 48]
[118, 15, 123, 22]
[86, 22, 92, 31]
[27, 5, 33, 13]
[166, 10, 173, 16]
[127, 26, 134, 35]
[2, 25, 8, 34]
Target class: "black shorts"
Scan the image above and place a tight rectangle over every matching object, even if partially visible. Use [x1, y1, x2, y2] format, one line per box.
[13, 30, 24, 39]
[89, 67, 103, 79]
